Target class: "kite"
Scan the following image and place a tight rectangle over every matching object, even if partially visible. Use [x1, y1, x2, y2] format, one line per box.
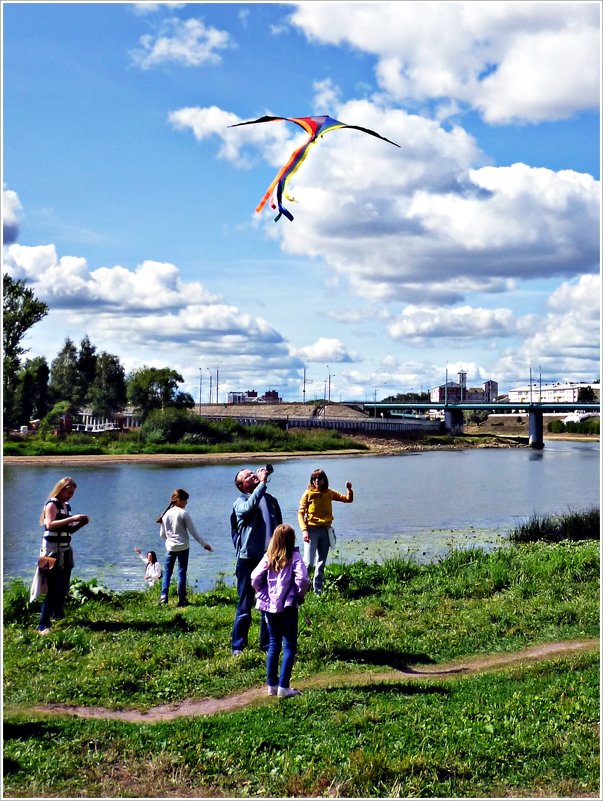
[228, 114, 401, 222]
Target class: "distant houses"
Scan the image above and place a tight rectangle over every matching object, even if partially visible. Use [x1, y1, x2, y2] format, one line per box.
[429, 372, 499, 403]
[507, 381, 600, 404]
[226, 389, 282, 404]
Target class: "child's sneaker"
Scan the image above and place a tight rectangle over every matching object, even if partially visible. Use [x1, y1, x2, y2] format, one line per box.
[267, 685, 278, 696]
[277, 687, 302, 698]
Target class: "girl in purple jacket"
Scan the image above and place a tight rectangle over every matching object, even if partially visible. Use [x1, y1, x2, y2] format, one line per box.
[251, 524, 310, 698]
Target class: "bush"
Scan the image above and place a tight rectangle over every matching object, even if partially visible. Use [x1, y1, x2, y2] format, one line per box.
[547, 419, 565, 433]
[3, 580, 31, 624]
[139, 408, 205, 443]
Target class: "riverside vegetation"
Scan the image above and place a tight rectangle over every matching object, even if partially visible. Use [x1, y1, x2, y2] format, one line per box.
[3, 510, 599, 799]
[4, 410, 368, 457]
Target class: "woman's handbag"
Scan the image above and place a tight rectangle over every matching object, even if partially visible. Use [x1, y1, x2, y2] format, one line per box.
[327, 527, 337, 547]
[37, 555, 57, 571]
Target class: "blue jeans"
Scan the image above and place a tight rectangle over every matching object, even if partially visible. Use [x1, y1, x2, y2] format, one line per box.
[39, 564, 72, 630]
[161, 548, 189, 602]
[265, 607, 299, 689]
[303, 526, 330, 593]
[231, 556, 269, 652]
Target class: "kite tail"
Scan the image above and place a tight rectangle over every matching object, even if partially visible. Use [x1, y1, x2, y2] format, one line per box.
[274, 181, 294, 222]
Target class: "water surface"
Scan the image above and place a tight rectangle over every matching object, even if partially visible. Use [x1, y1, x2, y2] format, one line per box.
[3, 440, 599, 593]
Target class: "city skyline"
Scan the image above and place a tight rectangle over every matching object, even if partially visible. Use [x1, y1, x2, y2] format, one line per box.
[3, 2, 600, 403]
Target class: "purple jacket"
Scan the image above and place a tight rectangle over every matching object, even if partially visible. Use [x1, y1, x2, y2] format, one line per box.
[251, 548, 310, 613]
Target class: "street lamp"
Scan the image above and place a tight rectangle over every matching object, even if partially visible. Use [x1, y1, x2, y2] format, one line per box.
[206, 368, 213, 404]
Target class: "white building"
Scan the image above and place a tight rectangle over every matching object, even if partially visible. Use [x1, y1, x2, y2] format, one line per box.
[507, 382, 600, 404]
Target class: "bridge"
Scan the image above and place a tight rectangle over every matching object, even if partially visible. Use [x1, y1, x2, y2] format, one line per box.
[362, 401, 601, 449]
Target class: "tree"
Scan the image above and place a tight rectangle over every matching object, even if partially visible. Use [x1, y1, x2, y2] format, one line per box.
[2, 274, 49, 427]
[14, 356, 50, 425]
[126, 367, 194, 419]
[577, 385, 597, 403]
[87, 352, 127, 417]
[49, 338, 79, 405]
[75, 335, 97, 406]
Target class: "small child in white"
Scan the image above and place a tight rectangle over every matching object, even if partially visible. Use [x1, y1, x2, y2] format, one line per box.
[134, 547, 162, 587]
[251, 524, 310, 698]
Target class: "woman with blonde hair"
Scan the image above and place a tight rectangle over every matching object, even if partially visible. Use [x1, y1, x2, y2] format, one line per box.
[156, 488, 213, 607]
[31, 476, 89, 634]
[251, 524, 309, 698]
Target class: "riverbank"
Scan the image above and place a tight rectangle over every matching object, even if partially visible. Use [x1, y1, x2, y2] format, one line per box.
[4, 430, 597, 466]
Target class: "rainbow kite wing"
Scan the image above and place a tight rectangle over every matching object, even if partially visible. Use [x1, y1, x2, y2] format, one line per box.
[228, 115, 400, 222]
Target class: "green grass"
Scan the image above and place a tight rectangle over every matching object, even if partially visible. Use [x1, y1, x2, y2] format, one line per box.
[3, 426, 368, 457]
[3, 539, 599, 797]
[510, 507, 600, 543]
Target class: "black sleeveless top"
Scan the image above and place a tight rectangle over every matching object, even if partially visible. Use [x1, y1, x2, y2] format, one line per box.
[43, 498, 72, 547]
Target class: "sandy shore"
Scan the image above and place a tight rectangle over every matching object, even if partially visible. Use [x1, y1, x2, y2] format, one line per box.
[2, 449, 374, 466]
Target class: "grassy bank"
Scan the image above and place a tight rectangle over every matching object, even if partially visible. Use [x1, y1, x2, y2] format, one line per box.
[3, 425, 368, 458]
[3, 538, 599, 798]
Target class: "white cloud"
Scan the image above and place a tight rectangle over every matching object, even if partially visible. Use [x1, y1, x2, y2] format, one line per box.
[288, 2, 600, 123]
[294, 337, 357, 363]
[131, 3, 186, 15]
[2, 187, 23, 245]
[131, 17, 230, 69]
[2, 243, 298, 388]
[388, 304, 519, 342]
[176, 100, 599, 310]
[494, 274, 601, 384]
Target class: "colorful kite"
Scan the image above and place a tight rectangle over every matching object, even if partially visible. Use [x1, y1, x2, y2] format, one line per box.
[228, 114, 401, 222]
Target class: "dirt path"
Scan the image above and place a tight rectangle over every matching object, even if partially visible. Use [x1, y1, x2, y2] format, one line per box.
[33, 639, 598, 724]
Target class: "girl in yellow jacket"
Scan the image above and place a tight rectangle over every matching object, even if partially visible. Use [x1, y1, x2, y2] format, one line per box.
[297, 468, 353, 594]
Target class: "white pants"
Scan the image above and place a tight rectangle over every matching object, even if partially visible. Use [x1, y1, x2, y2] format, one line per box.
[303, 526, 330, 593]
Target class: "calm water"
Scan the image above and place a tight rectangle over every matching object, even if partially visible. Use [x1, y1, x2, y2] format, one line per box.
[3, 441, 600, 593]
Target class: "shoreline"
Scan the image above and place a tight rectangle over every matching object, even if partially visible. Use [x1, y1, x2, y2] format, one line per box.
[3, 434, 597, 466]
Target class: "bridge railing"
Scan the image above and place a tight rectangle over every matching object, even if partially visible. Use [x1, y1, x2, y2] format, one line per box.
[199, 415, 440, 435]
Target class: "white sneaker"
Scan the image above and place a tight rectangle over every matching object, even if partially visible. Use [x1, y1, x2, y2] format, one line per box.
[277, 687, 302, 698]
[267, 685, 278, 696]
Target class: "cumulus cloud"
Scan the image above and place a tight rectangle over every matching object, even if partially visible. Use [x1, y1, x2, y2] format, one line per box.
[294, 337, 358, 363]
[2, 243, 296, 385]
[131, 3, 186, 15]
[131, 17, 230, 69]
[494, 274, 601, 384]
[173, 98, 599, 311]
[288, 2, 600, 123]
[388, 304, 520, 342]
[2, 187, 22, 245]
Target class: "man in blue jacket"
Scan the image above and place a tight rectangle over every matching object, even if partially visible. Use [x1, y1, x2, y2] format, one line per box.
[231, 466, 282, 655]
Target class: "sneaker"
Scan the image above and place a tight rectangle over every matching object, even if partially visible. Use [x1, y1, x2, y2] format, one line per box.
[267, 685, 278, 696]
[277, 687, 302, 698]
[159, 596, 168, 605]
[232, 649, 243, 656]
[177, 600, 189, 608]
[37, 628, 51, 636]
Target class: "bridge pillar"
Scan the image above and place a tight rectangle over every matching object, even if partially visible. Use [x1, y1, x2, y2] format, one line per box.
[528, 410, 545, 449]
[444, 409, 464, 435]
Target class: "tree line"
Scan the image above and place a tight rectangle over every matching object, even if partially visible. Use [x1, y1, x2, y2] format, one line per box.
[3, 275, 194, 430]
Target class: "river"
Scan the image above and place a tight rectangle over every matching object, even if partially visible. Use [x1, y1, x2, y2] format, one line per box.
[3, 440, 599, 594]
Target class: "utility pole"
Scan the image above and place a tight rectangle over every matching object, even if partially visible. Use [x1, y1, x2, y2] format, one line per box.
[198, 368, 202, 411]
[216, 367, 219, 404]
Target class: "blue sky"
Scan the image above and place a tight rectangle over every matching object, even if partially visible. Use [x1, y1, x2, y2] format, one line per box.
[3, 1, 600, 403]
